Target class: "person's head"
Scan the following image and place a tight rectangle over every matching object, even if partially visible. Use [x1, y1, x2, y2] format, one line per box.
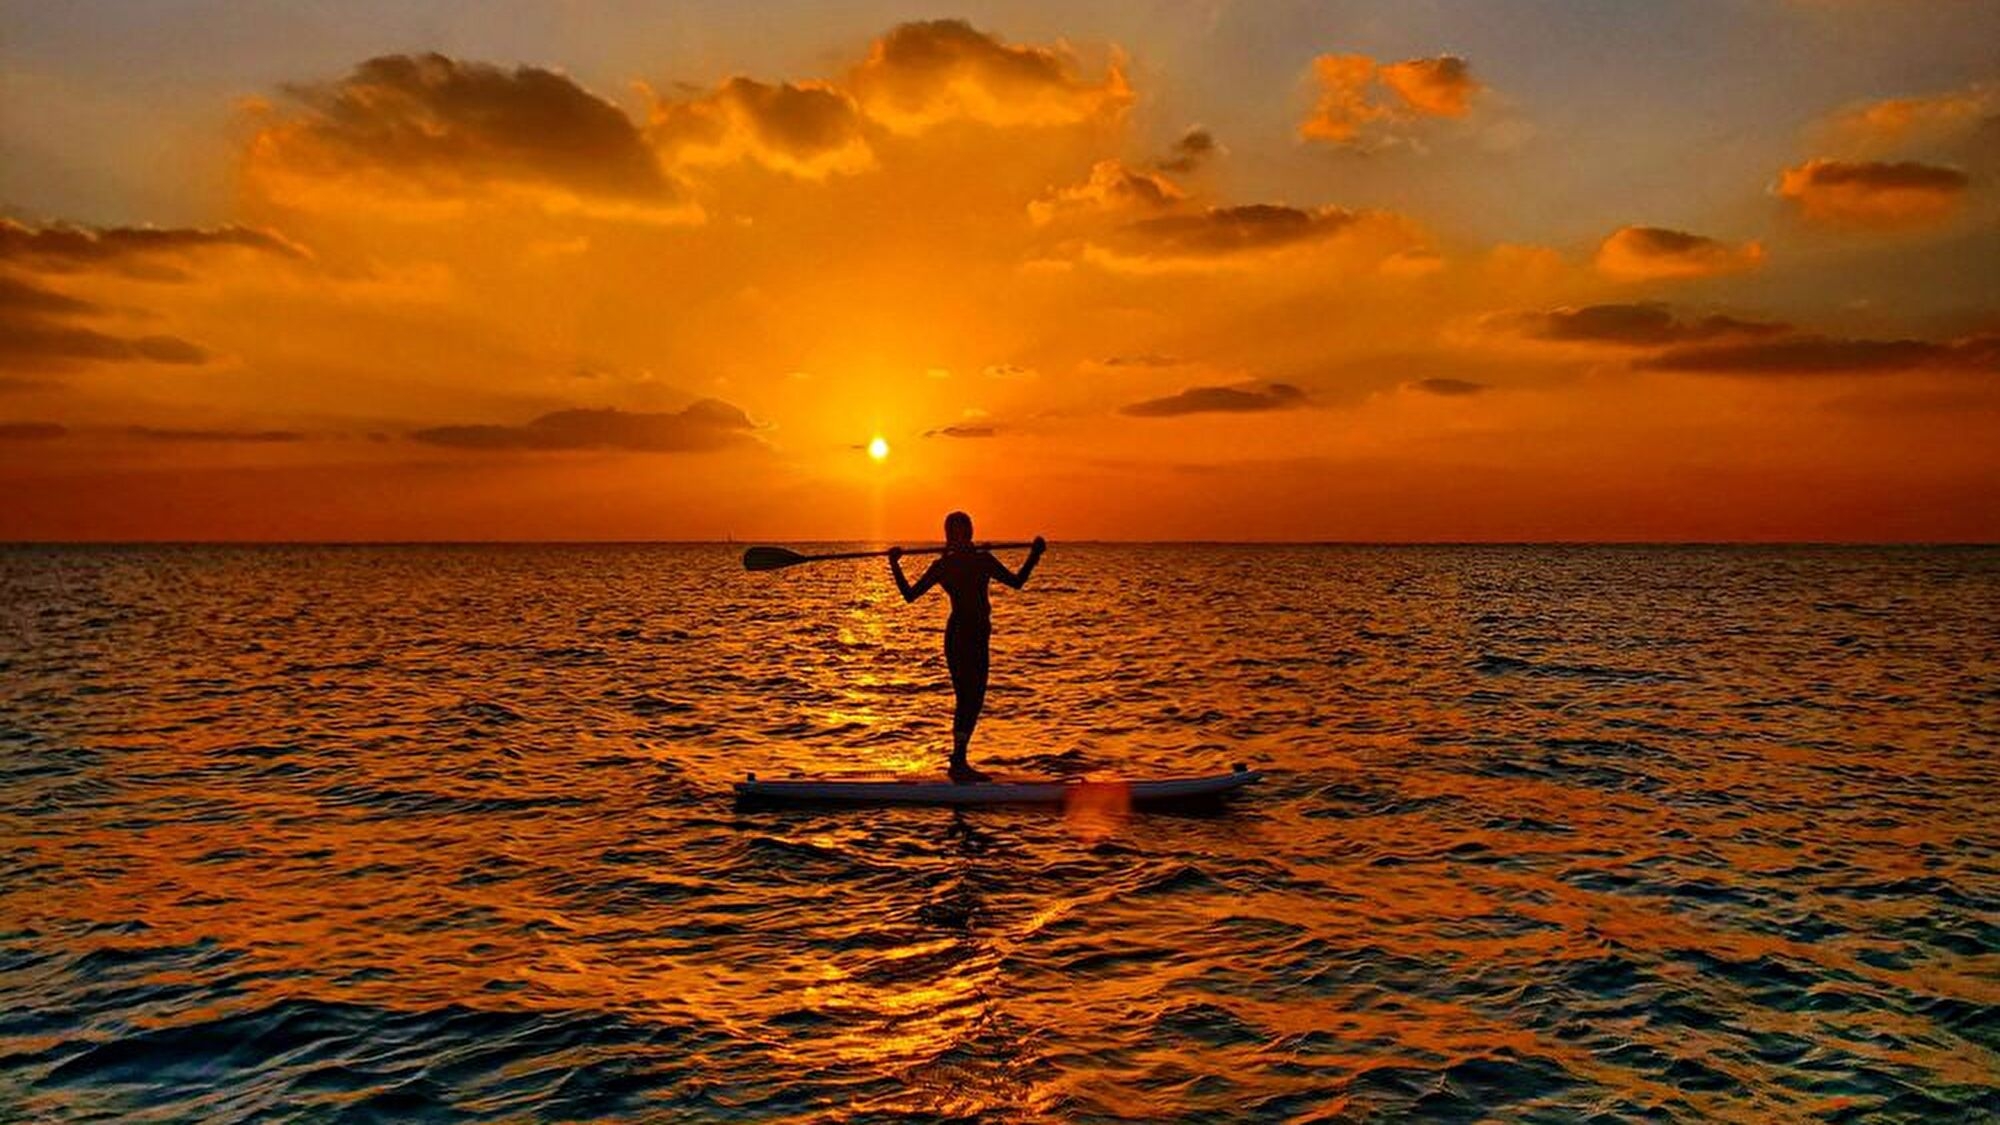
[944, 510, 973, 545]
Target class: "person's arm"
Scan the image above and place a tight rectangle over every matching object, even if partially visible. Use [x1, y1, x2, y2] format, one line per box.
[987, 536, 1046, 590]
[889, 547, 941, 603]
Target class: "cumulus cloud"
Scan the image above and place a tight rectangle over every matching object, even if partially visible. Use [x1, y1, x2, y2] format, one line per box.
[650, 77, 872, 179]
[1822, 82, 1999, 156]
[248, 53, 686, 219]
[1158, 127, 1218, 173]
[1776, 159, 1968, 227]
[1079, 203, 1422, 272]
[0, 219, 303, 280]
[1639, 334, 1999, 375]
[410, 399, 756, 452]
[1409, 377, 1486, 396]
[1492, 303, 1792, 347]
[1377, 57, 1480, 117]
[1029, 160, 1184, 224]
[1129, 204, 1354, 255]
[1300, 53, 1482, 147]
[850, 19, 1130, 133]
[1121, 382, 1306, 417]
[1595, 226, 1766, 281]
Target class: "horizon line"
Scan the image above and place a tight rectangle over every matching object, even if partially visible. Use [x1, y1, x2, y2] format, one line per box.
[2, 539, 1996, 548]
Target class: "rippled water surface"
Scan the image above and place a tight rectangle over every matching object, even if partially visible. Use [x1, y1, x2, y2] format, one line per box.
[2, 544, 1996, 1122]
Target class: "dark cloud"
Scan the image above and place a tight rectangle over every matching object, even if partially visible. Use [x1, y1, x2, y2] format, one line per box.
[127, 426, 305, 443]
[1639, 334, 2000, 375]
[262, 53, 673, 205]
[852, 19, 1130, 131]
[1158, 127, 1218, 173]
[1410, 377, 1487, 396]
[1777, 159, 1969, 226]
[0, 422, 66, 440]
[925, 424, 998, 438]
[1122, 204, 1359, 257]
[1502, 303, 1792, 347]
[650, 77, 871, 177]
[0, 219, 302, 280]
[0, 273, 98, 315]
[0, 298, 208, 371]
[1121, 382, 1306, 417]
[410, 399, 756, 452]
[0, 316, 209, 372]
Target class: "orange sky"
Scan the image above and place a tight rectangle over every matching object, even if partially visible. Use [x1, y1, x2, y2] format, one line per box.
[1, 3, 1996, 541]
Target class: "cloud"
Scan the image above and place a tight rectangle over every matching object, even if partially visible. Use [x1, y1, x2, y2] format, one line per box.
[1638, 334, 1999, 375]
[925, 424, 997, 438]
[0, 422, 66, 441]
[850, 19, 1130, 133]
[0, 274, 96, 316]
[1158, 127, 1218, 173]
[1822, 82, 1999, 155]
[1099, 353, 1185, 368]
[1300, 55, 1387, 145]
[1080, 202, 1422, 273]
[0, 323, 208, 370]
[1029, 160, 1184, 224]
[127, 426, 305, 443]
[248, 53, 686, 220]
[1300, 53, 1482, 147]
[649, 77, 872, 179]
[410, 399, 756, 452]
[1121, 204, 1356, 256]
[1409, 377, 1486, 396]
[1776, 159, 1968, 227]
[1595, 226, 1766, 281]
[1378, 56, 1480, 118]
[0, 275, 209, 371]
[1121, 382, 1306, 417]
[1493, 303, 1792, 347]
[0, 219, 304, 280]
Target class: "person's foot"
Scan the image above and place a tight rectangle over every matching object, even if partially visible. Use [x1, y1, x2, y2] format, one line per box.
[948, 761, 990, 784]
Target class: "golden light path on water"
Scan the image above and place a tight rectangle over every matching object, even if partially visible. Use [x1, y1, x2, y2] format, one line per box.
[0, 544, 1994, 1121]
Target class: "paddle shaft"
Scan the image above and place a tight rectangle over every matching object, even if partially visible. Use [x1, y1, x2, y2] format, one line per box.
[782, 541, 1035, 565]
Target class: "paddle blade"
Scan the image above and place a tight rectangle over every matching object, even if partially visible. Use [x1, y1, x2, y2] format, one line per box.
[742, 546, 807, 571]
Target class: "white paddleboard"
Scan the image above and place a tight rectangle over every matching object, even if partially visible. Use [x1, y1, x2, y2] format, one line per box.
[734, 764, 1263, 807]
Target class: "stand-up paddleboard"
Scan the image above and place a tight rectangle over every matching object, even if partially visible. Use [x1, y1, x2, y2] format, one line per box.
[735, 762, 1263, 808]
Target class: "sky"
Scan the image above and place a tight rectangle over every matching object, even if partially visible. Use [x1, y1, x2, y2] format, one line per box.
[1, 0, 1996, 541]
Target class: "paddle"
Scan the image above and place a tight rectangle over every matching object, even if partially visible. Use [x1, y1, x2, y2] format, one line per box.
[743, 542, 1038, 572]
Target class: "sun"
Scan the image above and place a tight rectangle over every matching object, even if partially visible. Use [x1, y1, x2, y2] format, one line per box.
[867, 435, 890, 461]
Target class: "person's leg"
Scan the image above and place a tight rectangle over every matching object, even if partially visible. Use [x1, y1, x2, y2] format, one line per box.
[945, 622, 990, 780]
[953, 650, 988, 758]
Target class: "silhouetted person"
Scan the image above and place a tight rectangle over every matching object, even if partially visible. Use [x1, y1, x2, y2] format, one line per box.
[889, 512, 1046, 783]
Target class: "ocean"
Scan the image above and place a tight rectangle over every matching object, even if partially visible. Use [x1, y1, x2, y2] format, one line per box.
[2, 544, 1994, 1121]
